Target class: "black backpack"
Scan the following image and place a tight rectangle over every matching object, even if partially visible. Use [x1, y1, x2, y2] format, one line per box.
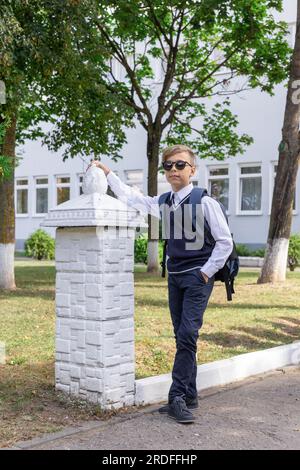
[158, 187, 239, 301]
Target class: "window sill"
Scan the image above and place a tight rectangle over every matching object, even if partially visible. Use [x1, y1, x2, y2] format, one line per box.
[236, 211, 263, 216]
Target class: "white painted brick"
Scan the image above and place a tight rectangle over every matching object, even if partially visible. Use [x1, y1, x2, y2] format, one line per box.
[104, 250, 120, 263]
[70, 320, 85, 330]
[71, 351, 86, 364]
[70, 305, 85, 318]
[70, 381, 80, 395]
[86, 298, 97, 312]
[103, 291, 114, 309]
[86, 331, 101, 346]
[104, 388, 122, 403]
[56, 248, 70, 262]
[56, 294, 70, 308]
[58, 326, 71, 340]
[86, 391, 99, 403]
[72, 331, 85, 349]
[54, 217, 138, 409]
[120, 282, 134, 296]
[69, 273, 85, 283]
[86, 378, 102, 393]
[119, 328, 134, 343]
[85, 284, 101, 298]
[103, 320, 120, 335]
[119, 273, 133, 283]
[104, 337, 119, 357]
[56, 339, 70, 354]
[55, 306, 71, 318]
[122, 259, 134, 272]
[56, 384, 70, 394]
[120, 362, 135, 375]
[103, 307, 120, 320]
[70, 366, 81, 379]
[104, 273, 118, 287]
[86, 252, 98, 265]
[56, 280, 71, 294]
[86, 345, 98, 360]
[120, 318, 134, 330]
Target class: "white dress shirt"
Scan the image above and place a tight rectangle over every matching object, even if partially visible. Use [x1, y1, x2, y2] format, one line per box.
[107, 171, 233, 278]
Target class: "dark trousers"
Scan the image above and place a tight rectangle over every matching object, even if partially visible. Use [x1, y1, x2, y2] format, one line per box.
[167, 267, 214, 403]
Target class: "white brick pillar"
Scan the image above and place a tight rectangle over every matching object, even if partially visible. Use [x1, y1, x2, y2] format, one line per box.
[42, 167, 147, 409]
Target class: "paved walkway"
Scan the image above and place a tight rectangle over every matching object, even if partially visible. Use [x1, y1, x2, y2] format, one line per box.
[11, 366, 300, 450]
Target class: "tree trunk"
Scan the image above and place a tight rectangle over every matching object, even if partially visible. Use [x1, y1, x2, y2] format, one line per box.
[0, 115, 17, 290]
[146, 128, 161, 274]
[258, 3, 300, 284]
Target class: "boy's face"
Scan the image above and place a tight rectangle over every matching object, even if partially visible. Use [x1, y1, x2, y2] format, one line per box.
[164, 151, 196, 192]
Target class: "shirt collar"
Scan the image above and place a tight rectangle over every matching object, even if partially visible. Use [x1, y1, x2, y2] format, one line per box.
[170, 182, 194, 205]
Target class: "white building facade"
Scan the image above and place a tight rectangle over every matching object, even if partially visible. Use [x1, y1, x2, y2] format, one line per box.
[15, 0, 299, 250]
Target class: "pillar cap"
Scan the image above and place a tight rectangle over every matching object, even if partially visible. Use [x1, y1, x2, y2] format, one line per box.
[41, 167, 148, 229]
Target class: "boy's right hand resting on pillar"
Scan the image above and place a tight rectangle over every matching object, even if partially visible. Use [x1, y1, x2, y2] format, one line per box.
[87, 160, 111, 176]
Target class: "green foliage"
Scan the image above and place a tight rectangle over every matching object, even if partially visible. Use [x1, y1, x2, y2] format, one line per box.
[288, 234, 300, 271]
[1, 0, 291, 163]
[236, 244, 265, 258]
[135, 233, 148, 264]
[134, 233, 164, 264]
[24, 229, 55, 261]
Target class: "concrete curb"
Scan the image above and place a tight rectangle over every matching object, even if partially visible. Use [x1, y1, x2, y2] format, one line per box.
[135, 341, 300, 405]
[239, 256, 264, 267]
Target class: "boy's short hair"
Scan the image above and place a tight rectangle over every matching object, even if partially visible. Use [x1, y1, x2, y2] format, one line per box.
[162, 144, 196, 166]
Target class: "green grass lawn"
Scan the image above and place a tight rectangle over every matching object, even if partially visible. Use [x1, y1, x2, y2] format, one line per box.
[1, 259, 300, 447]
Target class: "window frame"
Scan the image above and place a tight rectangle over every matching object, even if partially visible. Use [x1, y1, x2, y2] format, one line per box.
[33, 176, 49, 217]
[206, 165, 230, 214]
[236, 163, 263, 216]
[55, 174, 71, 206]
[15, 177, 29, 217]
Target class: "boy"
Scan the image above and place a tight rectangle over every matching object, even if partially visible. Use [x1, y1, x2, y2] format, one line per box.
[88, 144, 233, 424]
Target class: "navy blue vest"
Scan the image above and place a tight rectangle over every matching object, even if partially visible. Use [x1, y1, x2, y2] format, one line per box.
[159, 188, 216, 273]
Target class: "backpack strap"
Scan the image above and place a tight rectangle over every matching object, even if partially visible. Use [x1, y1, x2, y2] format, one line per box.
[158, 192, 172, 278]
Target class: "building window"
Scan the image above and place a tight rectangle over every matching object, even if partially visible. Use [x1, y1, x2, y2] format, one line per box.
[35, 177, 48, 214]
[239, 165, 262, 212]
[78, 174, 84, 195]
[208, 167, 229, 211]
[124, 170, 143, 192]
[56, 176, 70, 205]
[273, 164, 296, 211]
[16, 178, 28, 215]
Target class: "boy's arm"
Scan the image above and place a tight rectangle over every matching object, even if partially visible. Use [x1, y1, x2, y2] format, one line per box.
[200, 196, 233, 280]
[87, 161, 160, 218]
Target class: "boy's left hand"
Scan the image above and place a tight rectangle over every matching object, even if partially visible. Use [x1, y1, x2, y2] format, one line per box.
[200, 271, 209, 283]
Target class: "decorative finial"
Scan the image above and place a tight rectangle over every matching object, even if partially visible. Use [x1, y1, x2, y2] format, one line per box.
[82, 165, 108, 195]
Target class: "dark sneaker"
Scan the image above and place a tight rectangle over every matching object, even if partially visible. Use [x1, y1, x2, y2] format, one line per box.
[167, 396, 195, 424]
[158, 396, 198, 414]
[186, 396, 199, 409]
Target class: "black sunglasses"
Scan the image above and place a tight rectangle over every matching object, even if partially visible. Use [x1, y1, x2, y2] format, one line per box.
[162, 160, 193, 171]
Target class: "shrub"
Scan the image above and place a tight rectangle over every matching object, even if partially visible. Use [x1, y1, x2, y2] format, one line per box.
[236, 244, 252, 257]
[236, 244, 265, 258]
[25, 229, 55, 260]
[252, 248, 265, 258]
[288, 234, 300, 271]
[134, 233, 164, 264]
[134, 233, 148, 264]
